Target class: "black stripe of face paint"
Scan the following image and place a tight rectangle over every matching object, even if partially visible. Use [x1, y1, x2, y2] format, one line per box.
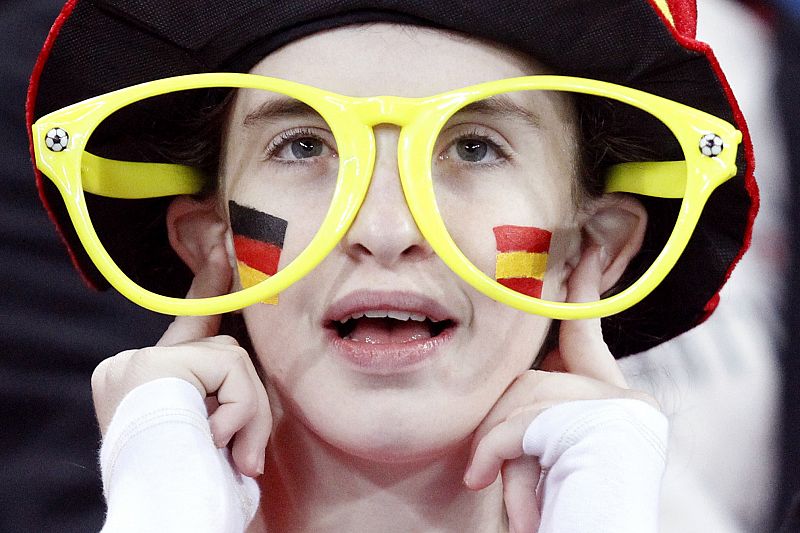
[228, 201, 288, 248]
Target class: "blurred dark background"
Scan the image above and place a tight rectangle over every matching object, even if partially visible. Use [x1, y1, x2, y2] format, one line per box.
[0, 3, 170, 531]
[774, 0, 800, 530]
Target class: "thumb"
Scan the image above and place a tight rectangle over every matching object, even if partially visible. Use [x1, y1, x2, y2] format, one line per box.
[557, 245, 627, 388]
[158, 244, 233, 346]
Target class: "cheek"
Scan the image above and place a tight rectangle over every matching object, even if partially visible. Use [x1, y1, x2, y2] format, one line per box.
[467, 298, 550, 377]
[224, 161, 337, 279]
[242, 292, 316, 386]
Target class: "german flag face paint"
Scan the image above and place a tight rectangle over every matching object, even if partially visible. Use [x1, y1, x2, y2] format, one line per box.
[493, 225, 552, 299]
[229, 201, 288, 305]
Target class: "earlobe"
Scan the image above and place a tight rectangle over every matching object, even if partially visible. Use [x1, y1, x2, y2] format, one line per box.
[166, 195, 231, 275]
[578, 193, 648, 294]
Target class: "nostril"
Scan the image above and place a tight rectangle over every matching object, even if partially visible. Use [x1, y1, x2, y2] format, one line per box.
[400, 242, 431, 260]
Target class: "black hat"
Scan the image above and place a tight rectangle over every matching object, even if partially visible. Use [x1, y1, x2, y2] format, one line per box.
[27, 0, 758, 357]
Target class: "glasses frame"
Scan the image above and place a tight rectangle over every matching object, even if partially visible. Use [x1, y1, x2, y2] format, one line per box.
[32, 73, 741, 319]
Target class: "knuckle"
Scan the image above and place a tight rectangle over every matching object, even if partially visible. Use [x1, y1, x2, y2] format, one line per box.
[135, 345, 164, 361]
[91, 349, 136, 392]
[90, 359, 112, 393]
[212, 334, 240, 346]
[514, 369, 541, 387]
[226, 345, 252, 365]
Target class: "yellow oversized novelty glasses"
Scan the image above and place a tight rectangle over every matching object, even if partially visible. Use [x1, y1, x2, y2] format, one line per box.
[31, 74, 740, 319]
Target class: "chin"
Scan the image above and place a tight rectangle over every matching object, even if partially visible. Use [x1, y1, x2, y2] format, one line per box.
[301, 395, 475, 465]
[328, 427, 467, 465]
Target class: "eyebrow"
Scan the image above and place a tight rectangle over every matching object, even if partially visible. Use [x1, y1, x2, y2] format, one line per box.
[242, 97, 321, 127]
[453, 94, 543, 128]
[241, 93, 543, 128]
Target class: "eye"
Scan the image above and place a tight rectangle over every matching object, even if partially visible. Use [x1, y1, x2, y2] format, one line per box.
[456, 139, 490, 162]
[287, 137, 323, 159]
[266, 128, 337, 161]
[438, 128, 509, 165]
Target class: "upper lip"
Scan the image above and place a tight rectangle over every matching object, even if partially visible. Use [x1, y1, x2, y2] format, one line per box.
[323, 290, 458, 326]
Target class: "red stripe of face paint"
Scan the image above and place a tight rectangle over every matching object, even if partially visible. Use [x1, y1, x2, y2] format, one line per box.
[497, 277, 544, 298]
[493, 225, 552, 253]
[233, 235, 281, 276]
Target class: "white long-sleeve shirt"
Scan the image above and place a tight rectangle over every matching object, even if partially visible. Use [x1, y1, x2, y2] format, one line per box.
[99, 378, 667, 532]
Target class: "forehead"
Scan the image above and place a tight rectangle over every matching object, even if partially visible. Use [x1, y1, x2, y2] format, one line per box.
[246, 23, 547, 96]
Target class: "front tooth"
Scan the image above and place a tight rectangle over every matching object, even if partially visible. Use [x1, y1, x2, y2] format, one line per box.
[387, 311, 412, 321]
[364, 310, 389, 318]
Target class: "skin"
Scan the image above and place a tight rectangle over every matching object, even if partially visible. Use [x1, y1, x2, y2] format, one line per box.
[92, 24, 653, 532]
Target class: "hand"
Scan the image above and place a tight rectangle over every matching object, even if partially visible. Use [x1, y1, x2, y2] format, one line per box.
[91, 244, 271, 477]
[463, 246, 658, 532]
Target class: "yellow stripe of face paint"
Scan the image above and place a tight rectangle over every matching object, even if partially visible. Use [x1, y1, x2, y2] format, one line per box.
[495, 251, 548, 280]
[237, 261, 279, 305]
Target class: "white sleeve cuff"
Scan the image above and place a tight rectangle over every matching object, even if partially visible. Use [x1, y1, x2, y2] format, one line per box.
[522, 399, 668, 533]
[99, 377, 260, 533]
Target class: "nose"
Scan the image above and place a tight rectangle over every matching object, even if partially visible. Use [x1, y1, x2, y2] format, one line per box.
[341, 125, 433, 266]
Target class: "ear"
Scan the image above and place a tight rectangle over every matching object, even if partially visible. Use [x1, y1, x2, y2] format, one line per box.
[576, 193, 648, 295]
[166, 195, 231, 276]
[537, 195, 646, 372]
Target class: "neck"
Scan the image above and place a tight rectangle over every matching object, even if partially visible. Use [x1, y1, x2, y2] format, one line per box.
[250, 415, 507, 533]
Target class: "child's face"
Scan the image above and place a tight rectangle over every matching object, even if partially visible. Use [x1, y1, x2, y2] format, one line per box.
[221, 24, 581, 461]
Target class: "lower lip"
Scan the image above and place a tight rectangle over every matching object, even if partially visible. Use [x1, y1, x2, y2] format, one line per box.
[325, 327, 454, 374]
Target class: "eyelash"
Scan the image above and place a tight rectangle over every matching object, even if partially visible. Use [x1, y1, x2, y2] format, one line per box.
[262, 126, 510, 164]
[263, 127, 333, 161]
[446, 127, 513, 164]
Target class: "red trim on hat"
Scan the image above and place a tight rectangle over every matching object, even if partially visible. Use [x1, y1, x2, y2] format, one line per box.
[697, 292, 720, 325]
[665, 0, 698, 38]
[25, 0, 98, 289]
[650, 0, 759, 326]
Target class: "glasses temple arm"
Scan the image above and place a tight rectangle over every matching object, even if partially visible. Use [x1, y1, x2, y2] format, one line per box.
[604, 161, 687, 198]
[81, 151, 207, 198]
[81, 152, 682, 201]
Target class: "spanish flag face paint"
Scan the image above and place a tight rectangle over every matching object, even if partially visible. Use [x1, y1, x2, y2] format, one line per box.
[228, 201, 288, 305]
[493, 225, 552, 299]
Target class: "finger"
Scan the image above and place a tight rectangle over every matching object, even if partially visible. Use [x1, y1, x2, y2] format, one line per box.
[153, 341, 271, 476]
[465, 408, 540, 490]
[206, 351, 259, 448]
[158, 244, 232, 347]
[204, 396, 220, 416]
[470, 372, 543, 462]
[559, 246, 627, 388]
[205, 335, 240, 346]
[229, 356, 272, 477]
[503, 456, 541, 533]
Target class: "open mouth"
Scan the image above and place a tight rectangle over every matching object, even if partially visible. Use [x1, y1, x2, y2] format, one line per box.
[322, 291, 459, 372]
[329, 311, 455, 344]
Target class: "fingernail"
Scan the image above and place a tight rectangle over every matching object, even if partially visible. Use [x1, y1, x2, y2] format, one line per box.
[463, 471, 474, 489]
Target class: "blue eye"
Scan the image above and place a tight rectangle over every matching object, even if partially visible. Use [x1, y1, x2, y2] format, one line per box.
[440, 131, 506, 165]
[290, 137, 323, 159]
[456, 139, 489, 162]
[265, 127, 337, 162]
